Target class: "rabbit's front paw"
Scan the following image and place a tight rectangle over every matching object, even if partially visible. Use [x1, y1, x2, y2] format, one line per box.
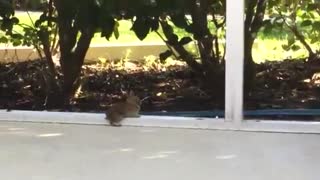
[110, 122, 122, 127]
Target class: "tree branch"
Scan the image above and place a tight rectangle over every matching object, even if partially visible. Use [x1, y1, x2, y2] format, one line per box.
[251, 0, 267, 34]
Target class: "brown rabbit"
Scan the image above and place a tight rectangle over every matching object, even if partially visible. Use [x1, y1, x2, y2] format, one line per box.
[105, 91, 141, 126]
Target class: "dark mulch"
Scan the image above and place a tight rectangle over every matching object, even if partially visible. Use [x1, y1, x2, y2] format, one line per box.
[1, 58, 320, 118]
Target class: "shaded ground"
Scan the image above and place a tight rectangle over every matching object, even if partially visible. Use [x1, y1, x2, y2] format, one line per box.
[1, 59, 320, 116]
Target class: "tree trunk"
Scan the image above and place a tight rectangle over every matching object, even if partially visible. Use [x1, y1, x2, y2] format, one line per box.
[54, 0, 95, 108]
[27, 0, 62, 109]
[289, 25, 317, 61]
[61, 29, 94, 107]
[244, 0, 267, 95]
[244, 34, 256, 96]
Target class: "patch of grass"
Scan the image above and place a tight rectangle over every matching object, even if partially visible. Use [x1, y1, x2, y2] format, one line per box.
[253, 38, 303, 63]
[14, 12, 165, 44]
[92, 20, 163, 44]
[13, 12, 213, 44]
[14, 11, 41, 32]
[253, 37, 320, 63]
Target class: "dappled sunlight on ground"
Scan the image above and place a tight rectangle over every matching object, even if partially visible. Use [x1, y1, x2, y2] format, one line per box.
[142, 150, 179, 160]
[36, 133, 64, 138]
[142, 154, 169, 159]
[7, 127, 25, 131]
[102, 148, 135, 154]
[91, 55, 186, 73]
[0, 124, 64, 138]
[215, 154, 237, 160]
[139, 129, 157, 133]
[119, 148, 134, 152]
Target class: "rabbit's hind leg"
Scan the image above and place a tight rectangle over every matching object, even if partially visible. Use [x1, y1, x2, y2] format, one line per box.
[107, 112, 124, 127]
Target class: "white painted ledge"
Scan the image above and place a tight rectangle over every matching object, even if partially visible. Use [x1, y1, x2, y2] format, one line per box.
[1, 110, 320, 134]
[0, 110, 228, 129]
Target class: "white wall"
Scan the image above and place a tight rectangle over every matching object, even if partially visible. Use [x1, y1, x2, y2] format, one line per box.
[0, 43, 168, 63]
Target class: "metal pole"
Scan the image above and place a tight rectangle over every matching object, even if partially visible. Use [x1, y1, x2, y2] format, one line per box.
[225, 0, 244, 125]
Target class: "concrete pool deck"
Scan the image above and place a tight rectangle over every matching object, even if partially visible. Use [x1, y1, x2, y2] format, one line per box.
[0, 121, 319, 180]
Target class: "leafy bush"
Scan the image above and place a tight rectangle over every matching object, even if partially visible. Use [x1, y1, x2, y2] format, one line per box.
[15, 0, 46, 10]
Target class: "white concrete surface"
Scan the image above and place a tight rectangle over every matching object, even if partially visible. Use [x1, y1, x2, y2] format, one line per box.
[0, 121, 319, 180]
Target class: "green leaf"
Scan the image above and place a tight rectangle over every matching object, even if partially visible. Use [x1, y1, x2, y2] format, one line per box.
[179, 37, 192, 45]
[113, 21, 119, 39]
[301, 12, 309, 19]
[307, 3, 319, 11]
[11, 17, 19, 24]
[310, 37, 318, 44]
[95, 0, 104, 7]
[282, 44, 290, 51]
[291, 44, 300, 51]
[275, 18, 284, 24]
[100, 16, 115, 40]
[271, 15, 284, 24]
[159, 50, 172, 62]
[309, 12, 316, 19]
[0, 0, 14, 16]
[131, 16, 150, 40]
[35, 19, 41, 27]
[263, 20, 273, 34]
[300, 20, 312, 27]
[312, 21, 320, 31]
[185, 25, 193, 33]
[12, 39, 22, 46]
[170, 12, 188, 29]
[0, 36, 8, 43]
[10, 33, 23, 39]
[149, 18, 159, 31]
[287, 35, 295, 46]
[0, 17, 14, 32]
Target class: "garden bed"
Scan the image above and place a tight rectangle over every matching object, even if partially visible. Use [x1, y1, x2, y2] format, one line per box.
[1, 58, 320, 120]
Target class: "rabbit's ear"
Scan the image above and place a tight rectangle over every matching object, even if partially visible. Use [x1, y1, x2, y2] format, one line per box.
[129, 90, 135, 96]
[120, 89, 127, 96]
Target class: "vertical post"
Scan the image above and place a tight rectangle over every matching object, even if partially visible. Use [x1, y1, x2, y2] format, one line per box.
[225, 0, 244, 125]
